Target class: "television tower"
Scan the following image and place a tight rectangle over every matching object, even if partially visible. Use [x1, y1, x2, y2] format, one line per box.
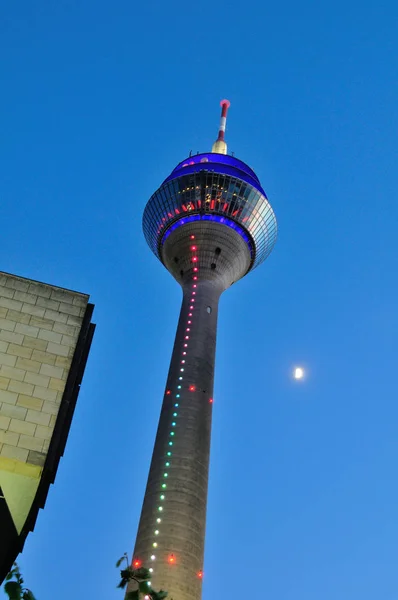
[130, 101, 277, 600]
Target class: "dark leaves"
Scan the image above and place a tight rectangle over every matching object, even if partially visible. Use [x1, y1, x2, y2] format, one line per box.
[116, 556, 127, 568]
[3, 563, 33, 600]
[118, 567, 134, 588]
[120, 568, 134, 580]
[139, 581, 151, 594]
[4, 581, 23, 600]
[117, 564, 152, 589]
[133, 567, 150, 581]
[116, 554, 167, 599]
[117, 578, 129, 590]
[151, 590, 168, 600]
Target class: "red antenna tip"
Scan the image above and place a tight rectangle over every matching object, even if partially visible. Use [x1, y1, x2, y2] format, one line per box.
[212, 99, 231, 154]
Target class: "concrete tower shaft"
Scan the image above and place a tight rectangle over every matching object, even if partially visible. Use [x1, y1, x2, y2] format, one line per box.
[130, 224, 252, 598]
[130, 103, 277, 600]
[131, 283, 219, 600]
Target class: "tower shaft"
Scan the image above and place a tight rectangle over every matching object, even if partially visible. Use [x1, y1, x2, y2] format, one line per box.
[132, 282, 221, 600]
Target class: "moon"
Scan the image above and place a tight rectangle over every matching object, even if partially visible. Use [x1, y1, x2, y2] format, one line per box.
[293, 367, 305, 380]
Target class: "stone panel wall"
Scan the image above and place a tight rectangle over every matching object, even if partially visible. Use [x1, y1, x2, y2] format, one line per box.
[0, 273, 88, 470]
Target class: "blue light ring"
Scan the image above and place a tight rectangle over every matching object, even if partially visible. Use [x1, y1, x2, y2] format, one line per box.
[169, 153, 262, 186]
[158, 212, 256, 272]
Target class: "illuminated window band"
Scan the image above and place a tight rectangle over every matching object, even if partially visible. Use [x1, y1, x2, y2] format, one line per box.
[162, 214, 255, 259]
[165, 153, 265, 196]
[143, 166, 277, 271]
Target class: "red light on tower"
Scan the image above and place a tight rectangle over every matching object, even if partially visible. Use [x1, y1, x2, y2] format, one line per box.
[190, 235, 195, 239]
[209, 398, 213, 403]
[133, 559, 142, 568]
[191, 246, 197, 251]
[166, 390, 171, 395]
[197, 570, 203, 579]
[189, 385, 196, 392]
[168, 553, 176, 564]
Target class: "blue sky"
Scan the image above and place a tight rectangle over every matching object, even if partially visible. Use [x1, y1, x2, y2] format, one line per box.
[1, 1, 398, 598]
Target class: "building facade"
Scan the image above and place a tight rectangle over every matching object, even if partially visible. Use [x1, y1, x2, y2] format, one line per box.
[129, 102, 277, 600]
[0, 272, 95, 583]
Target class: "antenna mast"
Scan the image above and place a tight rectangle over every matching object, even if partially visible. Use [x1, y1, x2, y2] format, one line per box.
[212, 99, 231, 154]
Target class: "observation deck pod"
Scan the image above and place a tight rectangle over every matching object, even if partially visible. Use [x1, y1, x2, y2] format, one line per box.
[143, 153, 277, 287]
